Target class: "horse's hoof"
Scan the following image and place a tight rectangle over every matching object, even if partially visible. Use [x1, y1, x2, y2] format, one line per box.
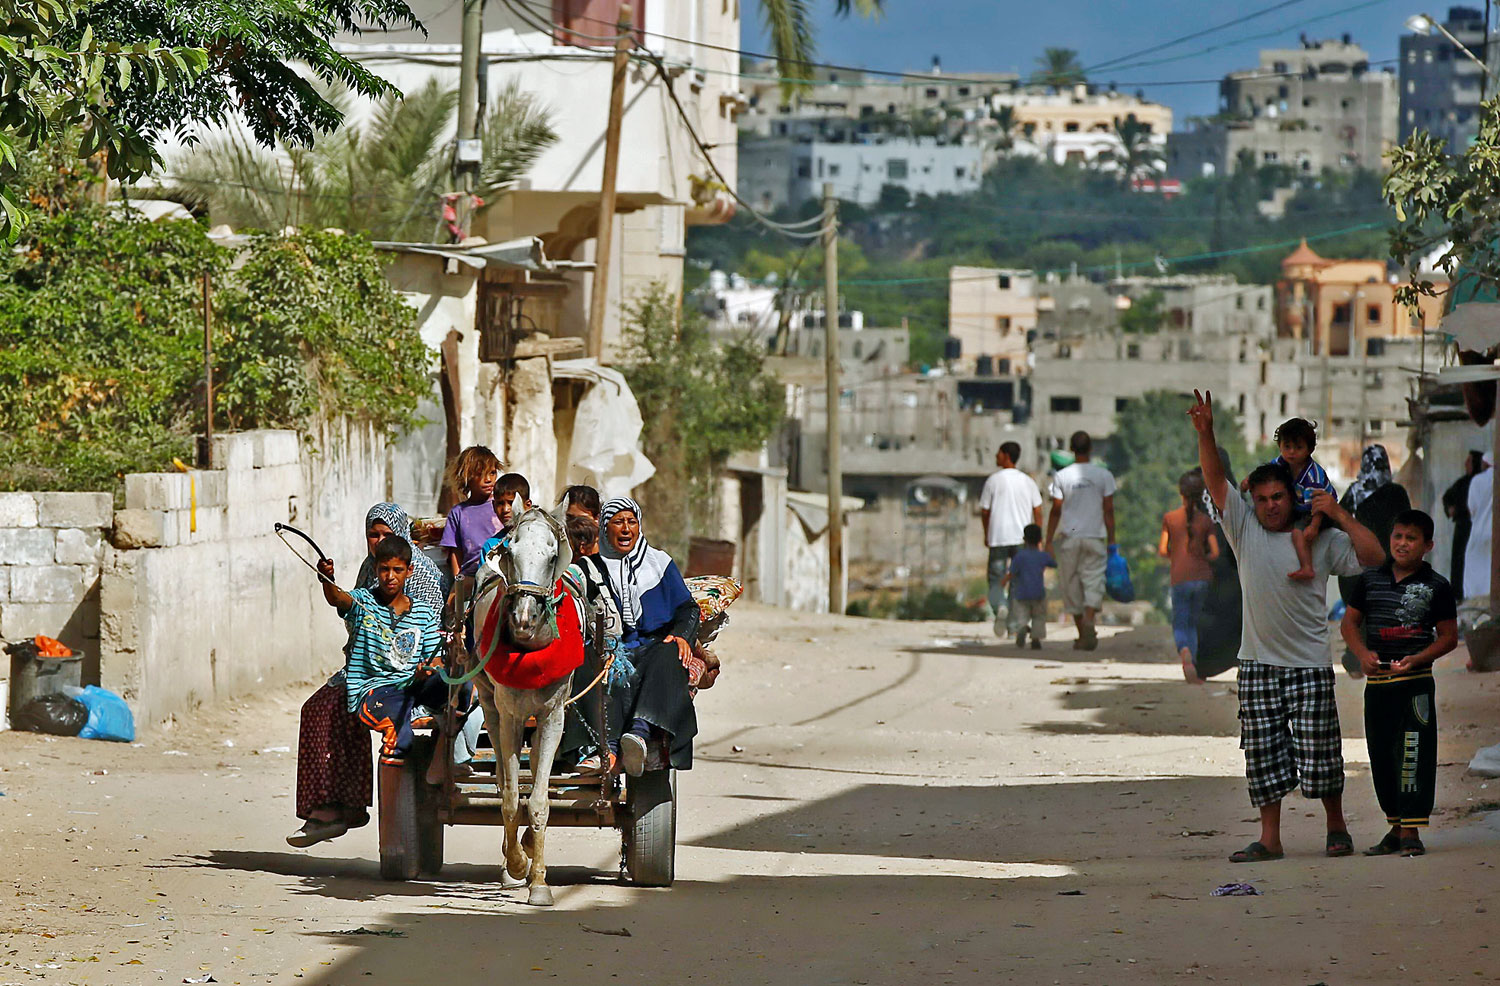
[526, 884, 555, 907]
[500, 871, 527, 890]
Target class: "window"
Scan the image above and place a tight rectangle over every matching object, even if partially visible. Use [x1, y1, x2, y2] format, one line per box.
[1064, 121, 1080, 132]
[797, 158, 811, 178]
[1332, 302, 1351, 324]
[817, 159, 825, 177]
[1115, 398, 1130, 412]
[996, 316, 1012, 332]
[1264, 151, 1280, 163]
[925, 88, 939, 99]
[1238, 394, 1247, 414]
[1369, 419, 1385, 434]
[1050, 395, 1083, 413]
[828, 163, 841, 176]
[998, 274, 1011, 289]
[887, 158, 909, 179]
[1274, 60, 1289, 72]
[1424, 49, 1434, 63]
[955, 167, 968, 179]
[1302, 96, 1316, 108]
[1367, 304, 1381, 323]
[1126, 343, 1141, 359]
[957, 86, 970, 97]
[1280, 394, 1288, 414]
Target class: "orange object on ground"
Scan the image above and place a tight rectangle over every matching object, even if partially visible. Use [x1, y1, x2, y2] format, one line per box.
[34, 635, 73, 657]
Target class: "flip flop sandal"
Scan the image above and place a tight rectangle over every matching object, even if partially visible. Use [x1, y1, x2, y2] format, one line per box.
[1400, 835, 1426, 857]
[1325, 831, 1354, 857]
[1364, 831, 1402, 856]
[1229, 841, 1284, 863]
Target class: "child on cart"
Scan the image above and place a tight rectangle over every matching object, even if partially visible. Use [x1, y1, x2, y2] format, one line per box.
[319, 537, 445, 791]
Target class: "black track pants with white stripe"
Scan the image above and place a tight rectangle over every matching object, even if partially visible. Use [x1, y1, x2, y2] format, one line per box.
[1364, 676, 1438, 828]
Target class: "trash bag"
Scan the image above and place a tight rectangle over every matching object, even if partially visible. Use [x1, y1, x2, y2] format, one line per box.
[12, 694, 88, 736]
[1105, 544, 1135, 604]
[72, 686, 135, 742]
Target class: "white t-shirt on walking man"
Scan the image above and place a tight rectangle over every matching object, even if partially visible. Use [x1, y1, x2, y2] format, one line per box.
[1048, 462, 1117, 540]
[979, 468, 1043, 548]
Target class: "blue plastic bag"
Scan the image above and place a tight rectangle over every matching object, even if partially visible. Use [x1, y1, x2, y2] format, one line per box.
[72, 685, 135, 742]
[1105, 544, 1135, 604]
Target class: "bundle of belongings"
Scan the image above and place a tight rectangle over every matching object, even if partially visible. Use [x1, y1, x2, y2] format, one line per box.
[682, 576, 742, 693]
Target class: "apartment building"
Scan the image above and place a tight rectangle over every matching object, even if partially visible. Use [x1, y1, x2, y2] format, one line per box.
[990, 86, 1173, 167]
[946, 266, 1038, 376]
[1399, 6, 1500, 154]
[1167, 37, 1398, 177]
[739, 136, 983, 211]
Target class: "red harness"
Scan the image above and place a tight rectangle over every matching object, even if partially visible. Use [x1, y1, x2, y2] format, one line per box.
[482, 581, 585, 690]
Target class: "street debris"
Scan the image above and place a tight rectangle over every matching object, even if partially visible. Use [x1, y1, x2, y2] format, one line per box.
[1211, 883, 1260, 897]
[580, 925, 632, 937]
[183, 976, 217, 984]
[329, 927, 406, 938]
[1056, 890, 1085, 896]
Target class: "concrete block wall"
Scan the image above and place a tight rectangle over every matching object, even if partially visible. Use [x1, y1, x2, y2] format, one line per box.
[100, 423, 387, 725]
[0, 492, 111, 681]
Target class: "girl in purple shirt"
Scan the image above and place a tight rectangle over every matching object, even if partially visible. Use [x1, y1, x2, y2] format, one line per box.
[440, 446, 503, 578]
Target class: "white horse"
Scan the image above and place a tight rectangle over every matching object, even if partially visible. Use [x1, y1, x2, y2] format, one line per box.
[469, 498, 577, 907]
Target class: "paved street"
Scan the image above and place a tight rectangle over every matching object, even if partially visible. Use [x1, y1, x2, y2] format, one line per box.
[3, 605, 1499, 985]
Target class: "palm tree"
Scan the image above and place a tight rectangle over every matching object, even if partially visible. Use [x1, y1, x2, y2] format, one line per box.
[166, 80, 557, 241]
[758, 0, 884, 90]
[1104, 113, 1163, 186]
[1032, 47, 1085, 89]
[990, 104, 1018, 151]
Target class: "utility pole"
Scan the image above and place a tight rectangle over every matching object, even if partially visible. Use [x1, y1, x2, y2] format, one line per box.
[454, 0, 485, 239]
[823, 182, 844, 615]
[586, 4, 633, 360]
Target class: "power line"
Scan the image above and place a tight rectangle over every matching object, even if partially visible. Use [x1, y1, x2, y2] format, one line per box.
[1083, 0, 1312, 73]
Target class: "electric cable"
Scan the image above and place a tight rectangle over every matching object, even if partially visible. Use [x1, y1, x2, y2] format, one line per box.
[1083, 0, 1313, 72]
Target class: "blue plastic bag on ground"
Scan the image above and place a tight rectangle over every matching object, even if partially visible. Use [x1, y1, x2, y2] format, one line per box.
[71, 685, 135, 742]
[1105, 544, 1135, 604]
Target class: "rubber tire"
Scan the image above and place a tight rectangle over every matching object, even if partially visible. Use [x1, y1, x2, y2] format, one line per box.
[414, 743, 445, 878]
[623, 768, 676, 887]
[378, 760, 420, 882]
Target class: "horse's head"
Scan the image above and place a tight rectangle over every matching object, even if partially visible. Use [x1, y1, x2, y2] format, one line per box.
[499, 504, 573, 651]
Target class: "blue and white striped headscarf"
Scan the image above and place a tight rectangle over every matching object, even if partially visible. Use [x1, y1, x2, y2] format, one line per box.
[355, 501, 445, 611]
[597, 496, 673, 630]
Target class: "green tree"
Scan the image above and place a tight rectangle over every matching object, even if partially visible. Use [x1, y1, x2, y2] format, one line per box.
[0, 203, 429, 494]
[757, 0, 884, 91]
[1385, 96, 1500, 308]
[0, 0, 422, 240]
[167, 79, 556, 239]
[1102, 113, 1162, 186]
[1119, 290, 1165, 334]
[617, 283, 784, 559]
[989, 104, 1018, 151]
[1032, 47, 1085, 89]
[1105, 390, 1253, 609]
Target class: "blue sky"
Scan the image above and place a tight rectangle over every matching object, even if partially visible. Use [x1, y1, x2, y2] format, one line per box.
[743, 0, 1435, 125]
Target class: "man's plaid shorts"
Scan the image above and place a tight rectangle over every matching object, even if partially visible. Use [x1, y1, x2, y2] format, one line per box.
[1238, 660, 1345, 808]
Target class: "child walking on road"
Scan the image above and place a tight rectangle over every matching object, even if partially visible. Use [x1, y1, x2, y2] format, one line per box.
[1002, 524, 1055, 649]
[1339, 509, 1458, 857]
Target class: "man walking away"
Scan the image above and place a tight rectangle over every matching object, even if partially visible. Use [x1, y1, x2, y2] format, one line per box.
[1189, 390, 1386, 863]
[979, 441, 1043, 638]
[1044, 431, 1116, 650]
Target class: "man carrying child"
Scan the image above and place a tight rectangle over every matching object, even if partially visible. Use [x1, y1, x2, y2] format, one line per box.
[1340, 509, 1458, 857]
[1189, 390, 1386, 863]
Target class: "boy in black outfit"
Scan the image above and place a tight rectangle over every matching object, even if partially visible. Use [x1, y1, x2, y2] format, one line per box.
[1339, 509, 1458, 857]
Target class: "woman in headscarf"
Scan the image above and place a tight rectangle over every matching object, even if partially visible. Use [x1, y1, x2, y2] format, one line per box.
[557, 486, 629, 773]
[595, 496, 700, 777]
[1194, 446, 1244, 680]
[287, 502, 448, 847]
[1337, 445, 1411, 676]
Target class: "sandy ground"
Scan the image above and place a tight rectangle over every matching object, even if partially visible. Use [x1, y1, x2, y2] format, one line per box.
[3, 604, 1500, 985]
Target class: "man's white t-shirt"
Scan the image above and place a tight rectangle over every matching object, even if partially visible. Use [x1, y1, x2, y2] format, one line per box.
[979, 468, 1043, 547]
[1048, 462, 1117, 540]
[1466, 467, 1493, 600]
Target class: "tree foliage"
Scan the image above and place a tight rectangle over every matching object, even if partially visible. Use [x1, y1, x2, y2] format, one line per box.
[756, 0, 883, 92]
[1032, 47, 1085, 89]
[0, 0, 421, 240]
[0, 208, 429, 494]
[616, 283, 785, 559]
[1385, 96, 1500, 310]
[1105, 390, 1255, 607]
[168, 79, 557, 240]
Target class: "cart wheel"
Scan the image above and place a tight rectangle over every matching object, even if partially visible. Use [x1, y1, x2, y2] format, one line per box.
[377, 759, 420, 881]
[623, 769, 675, 887]
[415, 746, 445, 878]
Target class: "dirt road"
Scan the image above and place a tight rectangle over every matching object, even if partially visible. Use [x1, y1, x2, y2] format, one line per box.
[4, 605, 1499, 985]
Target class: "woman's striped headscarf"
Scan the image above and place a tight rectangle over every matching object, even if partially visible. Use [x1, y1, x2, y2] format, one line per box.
[356, 502, 446, 611]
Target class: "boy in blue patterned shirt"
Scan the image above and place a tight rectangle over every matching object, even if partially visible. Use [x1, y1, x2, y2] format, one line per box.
[316, 535, 443, 768]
